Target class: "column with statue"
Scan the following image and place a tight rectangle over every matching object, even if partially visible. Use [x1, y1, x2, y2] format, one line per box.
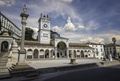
[112, 38, 118, 59]
[18, 4, 29, 64]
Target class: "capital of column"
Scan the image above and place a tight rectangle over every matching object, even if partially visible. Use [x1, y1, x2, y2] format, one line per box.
[20, 13, 29, 19]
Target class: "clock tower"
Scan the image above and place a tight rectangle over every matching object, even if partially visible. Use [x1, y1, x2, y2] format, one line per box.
[38, 14, 50, 44]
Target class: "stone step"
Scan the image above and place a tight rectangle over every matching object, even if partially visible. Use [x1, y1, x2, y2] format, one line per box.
[11, 63, 39, 77]
[0, 66, 7, 69]
[0, 60, 8, 63]
[0, 58, 8, 61]
[0, 69, 9, 73]
[0, 72, 11, 79]
[0, 63, 6, 66]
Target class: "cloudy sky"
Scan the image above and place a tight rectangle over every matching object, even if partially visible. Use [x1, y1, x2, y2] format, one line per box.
[0, 0, 120, 44]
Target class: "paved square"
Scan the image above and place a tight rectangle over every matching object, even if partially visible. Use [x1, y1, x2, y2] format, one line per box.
[26, 59, 103, 69]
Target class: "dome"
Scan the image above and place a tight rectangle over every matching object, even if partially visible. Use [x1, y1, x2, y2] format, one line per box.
[51, 32, 60, 39]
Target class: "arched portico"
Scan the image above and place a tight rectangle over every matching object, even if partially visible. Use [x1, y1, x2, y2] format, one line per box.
[81, 50, 84, 57]
[57, 41, 67, 58]
[76, 50, 80, 58]
[34, 49, 38, 59]
[45, 49, 49, 58]
[27, 49, 33, 59]
[40, 49, 44, 58]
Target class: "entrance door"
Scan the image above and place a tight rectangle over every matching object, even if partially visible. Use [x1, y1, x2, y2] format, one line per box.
[1, 41, 9, 52]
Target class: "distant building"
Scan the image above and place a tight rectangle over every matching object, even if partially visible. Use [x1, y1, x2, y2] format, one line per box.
[86, 42, 105, 59]
[104, 43, 120, 58]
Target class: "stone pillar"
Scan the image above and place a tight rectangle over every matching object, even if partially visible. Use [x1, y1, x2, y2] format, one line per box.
[18, 4, 29, 63]
[31, 50, 33, 59]
[71, 50, 74, 59]
[49, 51, 51, 58]
[55, 47, 57, 58]
[38, 51, 40, 59]
[67, 48, 69, 58]
[0, 44, 1, 53]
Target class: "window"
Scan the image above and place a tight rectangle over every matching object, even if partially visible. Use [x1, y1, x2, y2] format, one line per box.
[110, 47, 111, 50]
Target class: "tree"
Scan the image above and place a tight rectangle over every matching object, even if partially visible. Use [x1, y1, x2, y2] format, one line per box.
[25, 27, 35, 40]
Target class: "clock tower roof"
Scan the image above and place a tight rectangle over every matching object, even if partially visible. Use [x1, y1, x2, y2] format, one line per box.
[38, 14, 50, 22]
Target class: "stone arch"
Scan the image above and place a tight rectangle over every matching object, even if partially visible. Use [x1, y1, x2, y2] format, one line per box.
[57, 41, 67, 58]
[84, 50, 88, 57]
[81, 50, 84, 57]
[45, 49, 49, 58]
[88, 50, 91, 57]
[34, 49, 38, 59]
[76, 50, 80, 58]
[74, 50, 76, 58]
[69, 50, 72, 58]
[1, 41, 9, 52]
[40, 49, 44, 58]
[27, 49, 33, 59]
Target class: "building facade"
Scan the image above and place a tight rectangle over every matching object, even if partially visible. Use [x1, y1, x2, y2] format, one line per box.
[104, 43, 120, 58]
[16, 15, 96, 59]
[86, 42, 105, 59]
[0, 12, 105, 60]
[0, 12, 21, 39]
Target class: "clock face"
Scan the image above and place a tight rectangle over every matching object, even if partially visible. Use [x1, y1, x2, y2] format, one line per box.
[43, 24, 48, 28]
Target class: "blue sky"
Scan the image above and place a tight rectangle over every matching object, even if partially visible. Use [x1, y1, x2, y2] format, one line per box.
[0, 0, 120, 44]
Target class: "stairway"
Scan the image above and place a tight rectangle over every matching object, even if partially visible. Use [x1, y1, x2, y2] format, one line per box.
[0, 52, 11, 79]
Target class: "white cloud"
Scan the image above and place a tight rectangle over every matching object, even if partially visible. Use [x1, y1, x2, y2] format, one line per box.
[44, 0, 73, 3]
[61, 0, 73, 3]
[0, 0, 15, 6]
[52, 26, 62, 32]
[63, 17, 76, 31]
[80, 37, 104, 44]
[77, 25, 85, 29]
[27, 0, 80, 20]
[86, 20, 100, 30]
[94, 37, 104, 43]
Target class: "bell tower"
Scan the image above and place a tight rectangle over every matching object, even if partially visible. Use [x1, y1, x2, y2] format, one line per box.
[38, 14, 50, 44]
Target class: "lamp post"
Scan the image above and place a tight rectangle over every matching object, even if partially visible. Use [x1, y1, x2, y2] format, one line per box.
[112, 38, 118, 59]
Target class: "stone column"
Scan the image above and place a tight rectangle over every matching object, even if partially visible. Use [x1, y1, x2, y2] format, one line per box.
[71, 50, 74, 59]
[38, 51, 40, 59]
[112, 38, 118, 59]
[18, 4, 29, 63]
[55, 47, 57, 58]
[67, 48, 69, 58]
[49, 51, 51, 58]
[31, 50, 33, 59]
[0, 44, 1, 53]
